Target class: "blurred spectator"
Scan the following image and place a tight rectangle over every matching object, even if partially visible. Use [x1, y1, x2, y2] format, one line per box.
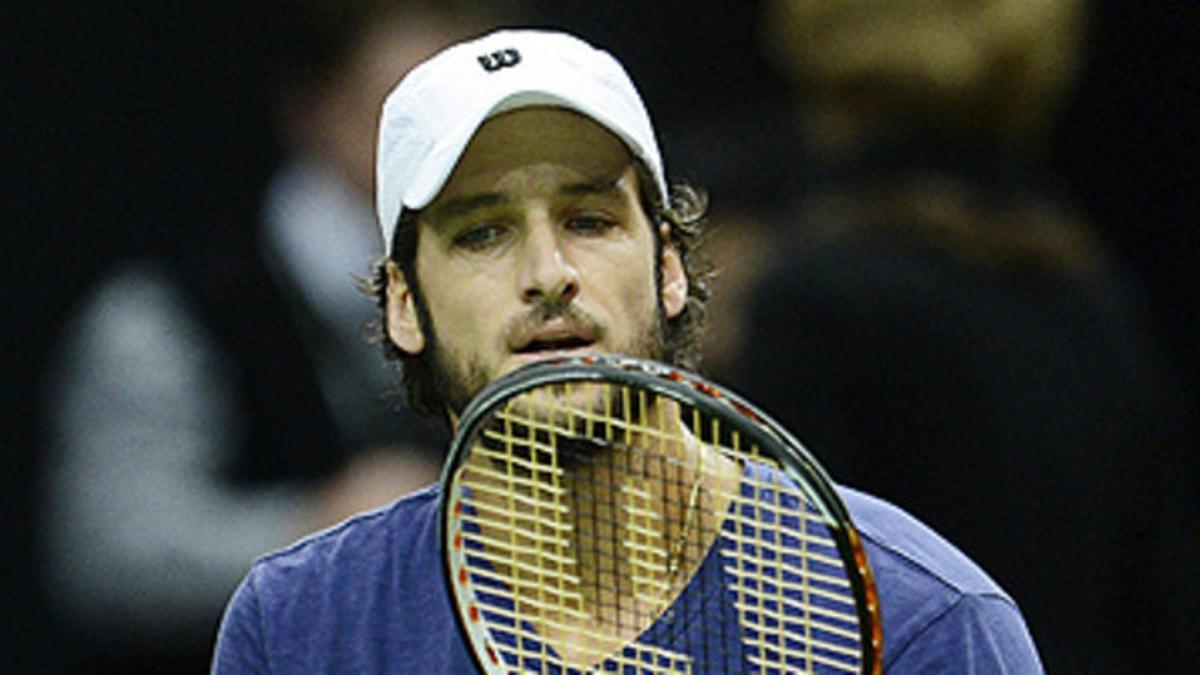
[38, 1, 523, 671]
[11, 3, 282, 670]
[732, 0, 1200, 671]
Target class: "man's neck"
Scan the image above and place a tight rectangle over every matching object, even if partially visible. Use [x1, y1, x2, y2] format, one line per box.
[530, 397, 742, 668]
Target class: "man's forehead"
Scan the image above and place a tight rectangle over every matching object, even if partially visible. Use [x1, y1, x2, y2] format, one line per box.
[432, 108, 636, 201]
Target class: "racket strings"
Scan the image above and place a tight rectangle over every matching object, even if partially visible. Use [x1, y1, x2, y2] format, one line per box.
[720, 484, 862, 673]
[461, 384, 703, 670]
[450, 379, 865, 673]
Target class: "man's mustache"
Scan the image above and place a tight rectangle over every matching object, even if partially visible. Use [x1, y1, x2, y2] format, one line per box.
[504, 300, 607, 345]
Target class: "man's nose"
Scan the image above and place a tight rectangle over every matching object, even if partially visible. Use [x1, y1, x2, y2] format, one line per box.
[518, 219, 579, 307]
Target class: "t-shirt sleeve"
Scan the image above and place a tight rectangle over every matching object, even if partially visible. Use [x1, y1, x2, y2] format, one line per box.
[212, 569, 270, 674]
[888, 593, 1043, 674]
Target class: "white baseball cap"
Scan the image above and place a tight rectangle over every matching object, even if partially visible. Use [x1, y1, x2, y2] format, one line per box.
[375, 29, 668, 255]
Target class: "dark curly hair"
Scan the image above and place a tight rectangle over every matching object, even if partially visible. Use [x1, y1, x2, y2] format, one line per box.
[366, 160, 713, 419]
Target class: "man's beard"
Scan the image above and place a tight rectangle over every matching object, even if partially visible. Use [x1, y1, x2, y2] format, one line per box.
[426, 299, 669, 418]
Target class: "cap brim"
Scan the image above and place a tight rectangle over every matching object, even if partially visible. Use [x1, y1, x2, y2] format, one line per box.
[400, 80, 664, 214]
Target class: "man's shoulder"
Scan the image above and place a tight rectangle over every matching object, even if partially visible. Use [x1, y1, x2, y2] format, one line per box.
[839, 487, 1041, 670]
[839, 486, 1005, 599]
[215, 483, 475, 672]
[249, 484, 441, 593]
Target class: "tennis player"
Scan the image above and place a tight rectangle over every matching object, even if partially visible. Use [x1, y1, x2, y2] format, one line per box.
[213, 29, 1042, 673]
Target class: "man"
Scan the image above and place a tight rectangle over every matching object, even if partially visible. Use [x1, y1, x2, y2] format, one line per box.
[213, 29, 1042, 673]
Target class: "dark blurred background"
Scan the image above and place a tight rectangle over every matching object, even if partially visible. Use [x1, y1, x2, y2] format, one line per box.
[5, 0, 1196, 672]
[6, 3, 279, 671]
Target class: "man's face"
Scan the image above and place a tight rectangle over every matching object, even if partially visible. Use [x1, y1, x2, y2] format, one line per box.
[385, 108, 688, 415]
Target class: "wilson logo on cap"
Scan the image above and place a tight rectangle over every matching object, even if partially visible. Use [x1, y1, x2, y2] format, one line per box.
[477, 48, 521, 72]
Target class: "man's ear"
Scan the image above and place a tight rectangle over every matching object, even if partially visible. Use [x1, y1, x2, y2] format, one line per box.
[660, 225, 689, 319]
[385, 260, 426, 354]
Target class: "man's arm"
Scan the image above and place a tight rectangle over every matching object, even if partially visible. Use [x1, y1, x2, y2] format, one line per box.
[889, 593, 1043, 674]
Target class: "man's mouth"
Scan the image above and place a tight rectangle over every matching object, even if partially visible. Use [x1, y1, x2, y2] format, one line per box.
[510, 318, 600, 357]
[514, 335, 593, 354]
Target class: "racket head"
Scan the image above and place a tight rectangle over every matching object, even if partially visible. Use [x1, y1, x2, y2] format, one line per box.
[439, 354, 882, 674]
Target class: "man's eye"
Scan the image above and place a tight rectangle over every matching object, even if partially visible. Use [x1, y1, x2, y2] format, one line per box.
[566, 215, 616, 235]
[453, 224, 507, 250]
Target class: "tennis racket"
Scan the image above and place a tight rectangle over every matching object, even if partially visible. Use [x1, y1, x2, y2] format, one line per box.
[439, 354, 882, 674]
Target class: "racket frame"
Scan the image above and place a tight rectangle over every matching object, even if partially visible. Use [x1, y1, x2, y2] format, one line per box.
[438, 354, 883, 674]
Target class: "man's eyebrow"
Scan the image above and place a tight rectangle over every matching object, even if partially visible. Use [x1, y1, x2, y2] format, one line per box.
[428, 174, 626, 223]
[559, 175, 623, 198]
[427, 192, 509, 222]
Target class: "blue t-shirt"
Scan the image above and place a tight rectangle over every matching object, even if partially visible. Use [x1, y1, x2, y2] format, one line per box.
[213, 474, 1042, 673]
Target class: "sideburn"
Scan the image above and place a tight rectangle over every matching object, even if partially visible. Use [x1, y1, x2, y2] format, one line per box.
[401, 266, 486, 418]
